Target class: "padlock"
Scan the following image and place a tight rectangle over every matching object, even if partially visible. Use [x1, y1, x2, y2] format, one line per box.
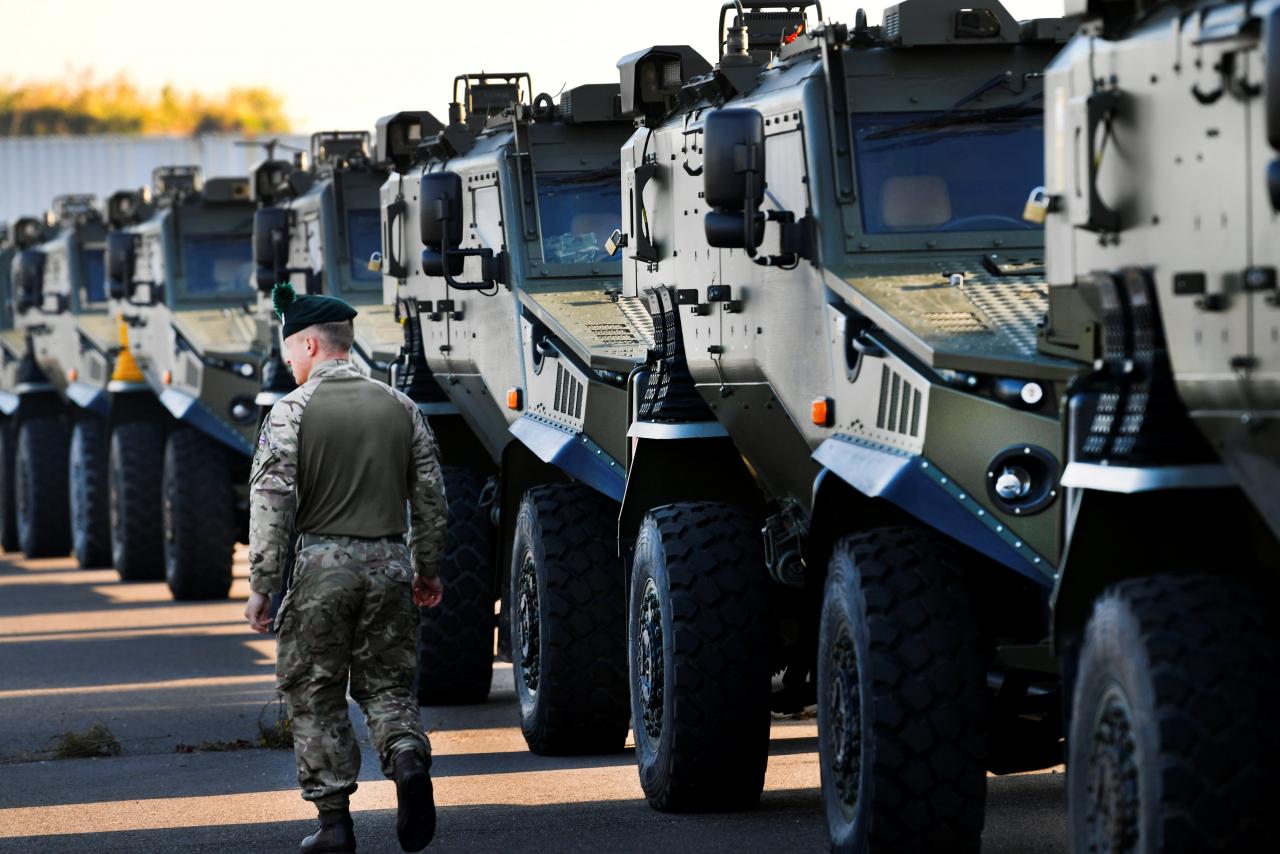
[1022, 186, 1053, 224]
[367, 250, 383, 273]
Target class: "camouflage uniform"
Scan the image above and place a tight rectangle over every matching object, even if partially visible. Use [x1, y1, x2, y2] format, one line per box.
[249, 358, 447, 812]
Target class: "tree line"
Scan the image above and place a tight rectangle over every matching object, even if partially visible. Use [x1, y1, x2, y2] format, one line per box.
[0, 72, 290, 136]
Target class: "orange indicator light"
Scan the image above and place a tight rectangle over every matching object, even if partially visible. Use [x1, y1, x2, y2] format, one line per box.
[506, 388, 523, 410]
[811, 397, 833, 427]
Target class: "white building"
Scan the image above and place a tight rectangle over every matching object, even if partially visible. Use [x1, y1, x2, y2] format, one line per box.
[0, 133, 312, 223]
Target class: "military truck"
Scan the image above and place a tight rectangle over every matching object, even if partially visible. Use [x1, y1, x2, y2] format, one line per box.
[380, 74, 673, 725]
[106, 166, 259, 599]
[0, 223, 15, 334]
[251, 132, 403, 383]
[0, 218, 33, 552]
[1037, 0, 1280, 849]
[606, 0, 1082, 839]
[377, 93, 531, 707]
[0, 197, 115, 561]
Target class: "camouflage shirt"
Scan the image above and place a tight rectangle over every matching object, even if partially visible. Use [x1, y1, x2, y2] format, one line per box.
[248, 359, 447, 595]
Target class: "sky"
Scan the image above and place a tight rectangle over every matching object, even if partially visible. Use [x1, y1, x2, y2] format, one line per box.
[5, 0, 1066, 133]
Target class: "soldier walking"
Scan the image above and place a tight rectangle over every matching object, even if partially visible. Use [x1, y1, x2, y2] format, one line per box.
[244, 283, 447, 853]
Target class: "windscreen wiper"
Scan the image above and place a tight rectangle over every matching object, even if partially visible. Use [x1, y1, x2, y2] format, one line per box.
[863, 96, 1042, 142]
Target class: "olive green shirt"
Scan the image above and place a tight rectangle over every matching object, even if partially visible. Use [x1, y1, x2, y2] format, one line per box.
[295, 372, 413, 538]
[247, 359, 448, 594]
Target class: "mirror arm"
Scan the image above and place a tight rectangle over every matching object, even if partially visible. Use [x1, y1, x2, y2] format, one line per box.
[435, 209, 497, 292]
[442, 247, 496, 291]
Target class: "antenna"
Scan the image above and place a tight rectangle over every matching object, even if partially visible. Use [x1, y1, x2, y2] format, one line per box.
[235, 138, 306, 161]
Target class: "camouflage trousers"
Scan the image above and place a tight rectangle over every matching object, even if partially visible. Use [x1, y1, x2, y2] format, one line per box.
[275, 536, 431, 811]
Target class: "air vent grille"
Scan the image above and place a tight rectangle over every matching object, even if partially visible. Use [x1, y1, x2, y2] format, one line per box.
[876, 364, 921, 437]
[554, 363, 583, 419]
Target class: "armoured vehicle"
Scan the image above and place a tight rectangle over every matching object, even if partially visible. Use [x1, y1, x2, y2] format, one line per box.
[609, 0, 1079, 840]
[0, 218, 34, 552]
[0, 223, 15, 333]
[377, 75, 648, 717]
[251, 132, 403, 386]
[1039, 0, 1280, 848]
[377, 91, 528, 707]
[0, 197, 116, 562]
[106, 165, 259, 599]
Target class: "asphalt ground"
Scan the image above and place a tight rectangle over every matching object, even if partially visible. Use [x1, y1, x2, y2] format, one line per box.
[0, 549, 1067, 853]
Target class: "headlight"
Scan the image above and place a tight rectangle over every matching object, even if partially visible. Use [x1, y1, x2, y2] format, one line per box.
[985, 446, 1059, 516]
[229, 397, 257, 424]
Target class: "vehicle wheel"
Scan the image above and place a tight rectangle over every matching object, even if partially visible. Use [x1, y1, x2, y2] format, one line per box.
[1068, 574, 1279, 853]
[163, 427, 234, 600]
[629, 501, 771, 812]
[511, 482, 628, 754]
[69, 417, 112, 567]
[0, 419, 19, 552]
[417, 466, 496, 705]
[109, 420, 165, 581]
[818, 526, 986, 854]
[15, 416, 71, 557]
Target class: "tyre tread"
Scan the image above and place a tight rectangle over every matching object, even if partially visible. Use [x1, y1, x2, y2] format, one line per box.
[518, 482, 628, 755]
[417, 466, 496, 706]
[164, 428, 234, 600]
[17, 416, 71, 557]
[831, 526, 986, 853]
[637, 501, 771, 812]
[1095, 575, 1280, 852]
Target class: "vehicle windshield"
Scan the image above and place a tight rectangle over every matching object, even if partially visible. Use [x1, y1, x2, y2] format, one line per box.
[536, 167, 620, 267]
[346, 208, 381, 286]
[79, 247, 105, 303]
[851, 109, 1042, 235]
[180, 234, 254, 299]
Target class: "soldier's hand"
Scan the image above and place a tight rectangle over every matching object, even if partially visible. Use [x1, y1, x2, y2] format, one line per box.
[245, 591, 274, 633]
[414, 574, 443, 609]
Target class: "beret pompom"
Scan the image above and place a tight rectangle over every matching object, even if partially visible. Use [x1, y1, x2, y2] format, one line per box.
[272, 281, 296, 320]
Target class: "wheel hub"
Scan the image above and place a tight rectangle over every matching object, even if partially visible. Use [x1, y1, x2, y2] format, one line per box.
[516, 550, 540, 693]
[636, 578, 664, 741]
[828, 622, 861, 817]
[1087, 688, 1140, 853]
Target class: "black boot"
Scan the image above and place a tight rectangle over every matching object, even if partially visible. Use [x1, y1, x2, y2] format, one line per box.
[300, 807, 356, 854]
[393, 751, 436, 851]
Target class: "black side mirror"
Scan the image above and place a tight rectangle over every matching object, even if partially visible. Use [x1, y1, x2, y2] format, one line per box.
[419, 172, 464, 277]
[418, 171, 497, 290]
[14, 249, 45, 311]
[106, 232, 135, 299]
[1266, 6, 1280, 211]
[703, 108, 766, 255]
[253, 207, 290, 292]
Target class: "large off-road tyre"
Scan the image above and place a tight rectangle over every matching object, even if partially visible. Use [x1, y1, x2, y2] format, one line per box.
[69, 417, 112, 568]
[15, 416, 71, 558]
[162, 427, 234, 600]
[417, 466, 496, 705]
[818, 526, 987, 854]
[1068, 574, 1280, 853]
[0, 418, 19, 552]
[510, 482, 628, 755]
[109, 420, 165, 581]
[629, 501, 772, 812]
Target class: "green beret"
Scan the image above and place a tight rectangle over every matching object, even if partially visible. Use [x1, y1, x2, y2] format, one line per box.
[272, 282, 357, 339]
